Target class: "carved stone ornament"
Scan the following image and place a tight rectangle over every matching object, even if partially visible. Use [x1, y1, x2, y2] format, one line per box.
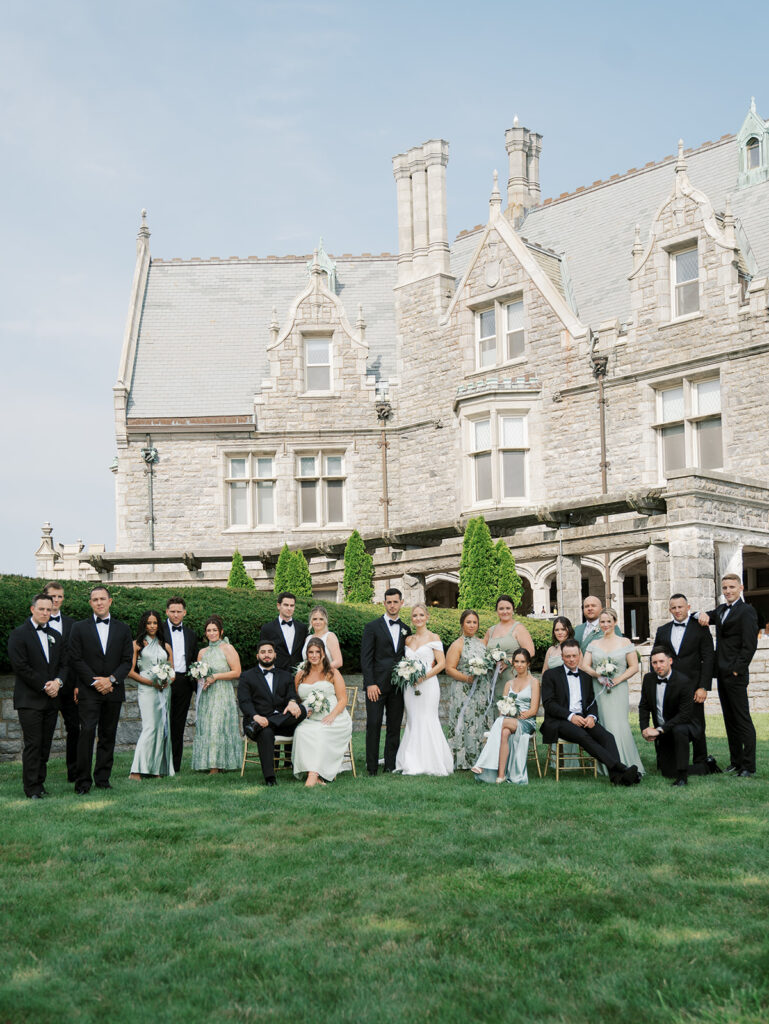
[485, 260, 500, 288]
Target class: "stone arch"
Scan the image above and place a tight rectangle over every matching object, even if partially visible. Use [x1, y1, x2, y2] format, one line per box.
[610, 549, 650, 640]
[425, 573, 459, 609]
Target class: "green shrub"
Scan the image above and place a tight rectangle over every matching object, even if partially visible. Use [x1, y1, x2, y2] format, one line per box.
[273, 544, 293, 595]
[290, 550, 313, 600]
[227, 550, 255, 589]
[494, 539, 523, 609]
[460, 518, 497, 610]
[457, 517, 479, 608]
[343, 530, 374, 603]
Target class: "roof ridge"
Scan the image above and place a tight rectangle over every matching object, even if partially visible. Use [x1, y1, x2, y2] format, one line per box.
[150, 252, 397, 265]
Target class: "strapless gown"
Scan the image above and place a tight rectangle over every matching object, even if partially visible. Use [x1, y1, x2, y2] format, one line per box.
[292, 679, 352, 781]
[395, 641, 453, 777]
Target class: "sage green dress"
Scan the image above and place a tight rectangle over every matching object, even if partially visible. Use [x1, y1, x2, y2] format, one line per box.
[191, 640, 241, 771]
[130, 637, 174, 777]
[447, 635, 495, 769]
[484, 625, 521, 701]
[586, 639, 644, 775]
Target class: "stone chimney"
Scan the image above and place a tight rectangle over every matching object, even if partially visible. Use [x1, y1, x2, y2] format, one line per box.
[504, 117, 543, 224]
[392, 139, 450, 285]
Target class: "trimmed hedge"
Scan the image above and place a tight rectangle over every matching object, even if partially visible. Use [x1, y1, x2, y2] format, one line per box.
[0, 576, 554, 674]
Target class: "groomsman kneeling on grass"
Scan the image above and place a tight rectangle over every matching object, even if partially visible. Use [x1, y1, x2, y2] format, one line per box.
[540, 639, 641, 786]
[639, 646, 714, 787]
[8, 593, 68, 798]
[238, 641, 307, 787]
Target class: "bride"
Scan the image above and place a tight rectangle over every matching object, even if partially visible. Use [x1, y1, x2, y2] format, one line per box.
[395, 604, 453, 777]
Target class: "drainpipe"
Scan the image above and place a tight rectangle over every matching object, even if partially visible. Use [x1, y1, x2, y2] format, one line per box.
[140, 435, 159, 550]
[591, 353, 611, 607]
[375, 392, 393, 531]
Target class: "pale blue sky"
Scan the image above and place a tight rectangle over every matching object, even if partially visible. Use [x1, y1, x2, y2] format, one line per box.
[0, 0, 765, 574]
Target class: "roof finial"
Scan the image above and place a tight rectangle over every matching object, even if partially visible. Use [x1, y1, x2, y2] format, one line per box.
[138, 208, 150, 242]
[269, 305, 279, 343]
[751, 96, 756, 113]
[632, 223, 643, 261]
[356, 304, 366, 337]
[675, 139, 687, 174]
[513, 114, 519, 127]
[489, 169, 502, 220]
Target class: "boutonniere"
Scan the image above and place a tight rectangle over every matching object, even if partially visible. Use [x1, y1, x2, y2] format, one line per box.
[400, 627, 407, 636]
[47, 634, 56, 645]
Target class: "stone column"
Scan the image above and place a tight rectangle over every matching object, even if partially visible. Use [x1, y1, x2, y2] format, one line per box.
[716, 540, 743, 584]
[392, 155, 414, 286]
[424, 139, 450, 275]
[646, 542, 671, 636]
[532, 580, 551, 616]
[667, 527, 716, 614]
[410, 157, 429, 276]
[557, 553, 582, 625]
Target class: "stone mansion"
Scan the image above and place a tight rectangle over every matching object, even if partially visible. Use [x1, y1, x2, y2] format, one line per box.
[37, 102, 769, 638]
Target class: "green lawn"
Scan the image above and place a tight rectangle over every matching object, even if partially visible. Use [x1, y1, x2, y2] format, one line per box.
[1, 717, 768, 1024]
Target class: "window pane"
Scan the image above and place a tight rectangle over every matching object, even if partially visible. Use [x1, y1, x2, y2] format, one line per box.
[479, 337, 496, 367]
[695, 378, 721, 415]
[747, 138, 760, 169]
[697, 417, 722, 469]
[300, 481, 317, 522]
[506, 329, 525, 359]
[500, 416, 525, 447]
[676, 280, 699, 316]
[229, 481, 248, 525]
[506, 300, 524, 331]
[662, 424, 685, 474]
[478, 309, 495, 339]
[474, 419, 491, 450]
[325, 455, 343, 476]
[229, 457, 247, 479]
[474, 452, 492, 501]
[675, 248, 698, 283]
[300, 456, 316, 477]
[660, 386, 684, 422]
[502, 450, 526, 497]
[256, 481, 274, 524]
[326, 480, 344, 522]
[306, 338, 329, 364]
[307, 365, 331, 390]
[256, 458, 273, 478]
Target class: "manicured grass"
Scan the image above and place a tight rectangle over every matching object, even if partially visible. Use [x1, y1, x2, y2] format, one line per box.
[1, 717, 768, 1024]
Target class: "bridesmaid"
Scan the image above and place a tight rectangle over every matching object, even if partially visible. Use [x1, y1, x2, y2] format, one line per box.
[191, 615, 242, 774]
[301, 605, 343, 670]
[292, 638, 352, 787]
[582, 608, 644, 775]
[541, 616, 576, 673]
[483, 595, 535, 701]
[472, 648, 540, 784]
[128, 610, 175, 780]
[445, 610, 493, 768]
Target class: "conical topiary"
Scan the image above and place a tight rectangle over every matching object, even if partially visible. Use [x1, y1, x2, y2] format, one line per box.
[227, 549, 255, 589]
[343, 530, 374, 603]
[458, 517, 480, 608]
[290, 549, 313, 600]
[494, 538, 523, 609]
[462, 518, 497, 610]
[273, 543, 293, 595]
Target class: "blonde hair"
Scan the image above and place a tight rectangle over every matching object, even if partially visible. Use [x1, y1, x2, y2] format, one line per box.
[309, 605, 329, 623]
[599, 607, 618, 623]
[411, 602, 429, 618]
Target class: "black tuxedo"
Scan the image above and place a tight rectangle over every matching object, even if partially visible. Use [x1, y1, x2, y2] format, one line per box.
[654, 616, 714, 764]
[638, 669, 706, 778]
[68, 616, 133, 791]
[360, 615, 412, 774]
[540, 666, 624, 777]
[48, 612, 79, 780]
[8, 620, 68, 797]
[237, 665, 307, 782]
[703, 599, 759, 773]
[163, 620, 198, 772]
[259, 617, 308, 673]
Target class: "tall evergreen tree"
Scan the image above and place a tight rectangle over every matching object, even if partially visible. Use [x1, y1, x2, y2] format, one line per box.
[462, 518, 497, 610]
[290, 549, 314, 600]
[494, 539, 523, 609]
[273, 543, 293, 595]
[343, 530, 374, 603]
[227, 549, 255, 589]
[458, 517, 480, 608]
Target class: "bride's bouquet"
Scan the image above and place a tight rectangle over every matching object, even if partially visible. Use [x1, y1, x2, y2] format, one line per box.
[391, 657, 425, 696]
[148, 661, 175, 690]
[595, 658, 618, 693]
[303, 687, 332, 718]
[496, 693, 523, 718]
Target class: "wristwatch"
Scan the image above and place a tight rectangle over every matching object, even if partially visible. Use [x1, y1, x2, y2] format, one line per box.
[109, 675, 116, 684]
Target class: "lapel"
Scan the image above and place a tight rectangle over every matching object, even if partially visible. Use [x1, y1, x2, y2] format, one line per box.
[255, 665, 277, 700]
[25, 620, 51, 667]
[274, 618, 291, 654]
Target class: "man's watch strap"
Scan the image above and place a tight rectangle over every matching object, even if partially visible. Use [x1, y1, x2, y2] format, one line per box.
[109, 675, 117, 684]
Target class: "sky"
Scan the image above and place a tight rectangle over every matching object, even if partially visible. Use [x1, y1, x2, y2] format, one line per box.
[1, 0, 766, 575]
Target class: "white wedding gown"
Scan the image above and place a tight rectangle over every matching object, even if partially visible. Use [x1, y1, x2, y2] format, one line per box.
[395, 641, 454, 777]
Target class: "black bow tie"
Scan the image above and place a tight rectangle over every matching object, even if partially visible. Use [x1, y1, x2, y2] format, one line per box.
[36, 624, 48, 632]
[171, 625, 183, 632]
[657, 677, 669, 684]
[389, 619, 400, 626]
[281, 620, 294, 627]
[567, 670, 580, 677]
[96, 617, 110, 625]
[50, 614, 61, 622]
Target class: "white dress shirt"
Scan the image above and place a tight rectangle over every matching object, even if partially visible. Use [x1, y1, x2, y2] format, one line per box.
[384, 614, 401, 650]
[280, 618, 296, 653]
[31, 618, 50, 662]
[94, 614, 110, 654]
[168, 624, 187, 673]
[48, 614, 63, 636]
[656, 674, 670, 726]
[670, 619, 687, 654]
[565, 668, 583, 719]
[262, 669, 274, 694]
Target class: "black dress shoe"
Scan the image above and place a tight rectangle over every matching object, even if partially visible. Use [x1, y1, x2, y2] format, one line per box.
[41, 786, 49, 795]
[724, 764, 740, 774]
[620, 766, 641, 786]
[367, 770, 378, 777]
[244, 721, 258, 741]
[672, 777, 688, 787]
[28, 793, 43, 799]
[705, 756, 722, 774]
[738, 769, 755, 778]
[265, 778, 277, 787]
[95, 782, 113, 789]
[75, 786, 90, 795]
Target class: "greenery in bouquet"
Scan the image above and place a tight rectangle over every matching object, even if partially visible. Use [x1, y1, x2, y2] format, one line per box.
[303, 686, 332, 718]
[391, 657, 425, 696]
[148, 661, 175, 689]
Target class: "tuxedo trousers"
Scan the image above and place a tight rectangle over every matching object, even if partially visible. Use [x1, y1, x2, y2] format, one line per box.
[170, 672, 196, 772]
[58, 688, 80, 780]
[655, 725, 707, 777]
[365, 686, 405, 773]
[246, 709, 307, 782]
[17, 707, 58, 797]
[548, 720, 622, 773]
[76, 701, 123, 789]
[690, 698, 708, 764]
[717, 673, 755, 772]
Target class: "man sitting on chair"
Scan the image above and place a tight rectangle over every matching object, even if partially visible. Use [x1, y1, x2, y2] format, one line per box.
[540, 639, 641, 786]
[238, 641, 307, 787]
[639, 646, 711, 787]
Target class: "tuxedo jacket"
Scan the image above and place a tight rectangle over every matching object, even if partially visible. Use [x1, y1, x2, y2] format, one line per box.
[575, 621, 622, 653]
[68, 617, 134, 703]
[8, 620, 69, 711]
[654, 616, 714, 690]
[540, 666, 599, 742]
[162, 621, 198, 675]
[259, 618, 308, 673]
[48, 613, 75, 688]
[360, 616, 412, 692]
[237, 666, 301, 724]
[638, 669, 698, 734]
[703, 599, 758, 677]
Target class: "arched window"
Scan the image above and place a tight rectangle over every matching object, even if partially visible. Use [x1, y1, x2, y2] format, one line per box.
[747, 136, 761, 169]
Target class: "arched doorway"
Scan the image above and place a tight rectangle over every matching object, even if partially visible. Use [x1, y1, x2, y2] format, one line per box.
[425, 574, 459, 608]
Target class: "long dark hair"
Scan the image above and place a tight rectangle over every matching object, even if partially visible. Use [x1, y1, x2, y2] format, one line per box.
[511, 647, 531, 669]
[136, 610, 164, 645]
[298, 637, 333, 683]
[550, 616, 574, 645]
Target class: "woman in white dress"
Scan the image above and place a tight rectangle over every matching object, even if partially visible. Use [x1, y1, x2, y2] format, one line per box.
[471, 648, 540, 784]
[300, 606, 343, 670]
[395, 604, 453, 777]
[292, 638, 352, 787]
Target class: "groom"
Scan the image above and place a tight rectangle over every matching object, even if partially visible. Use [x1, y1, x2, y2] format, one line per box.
[360, 588, 411, 776]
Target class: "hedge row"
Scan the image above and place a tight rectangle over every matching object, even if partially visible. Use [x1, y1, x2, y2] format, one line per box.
[0, 575, 555, 675]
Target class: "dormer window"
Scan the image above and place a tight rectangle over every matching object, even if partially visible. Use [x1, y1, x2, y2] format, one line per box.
[747, 136, 761, 169]
[305, 336, 332, 391]
[673, 245, 699, 318]
[474, 296, 527, 369]
[737, 100, 768, 187]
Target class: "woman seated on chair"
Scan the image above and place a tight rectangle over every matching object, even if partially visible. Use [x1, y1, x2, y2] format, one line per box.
[291, 638, 353, 788]
[471, 648, 540, 785]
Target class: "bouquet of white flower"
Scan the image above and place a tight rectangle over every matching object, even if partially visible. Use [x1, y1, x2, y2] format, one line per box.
[488, 646, 509, 667]
[496, 693, 522, 718]
[391, 657, 425, 696]
[303, 687, 332, 718]
[189, 660, 213, 682]
[148, 661, 175, 689]
[595, 658, 618, 692]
